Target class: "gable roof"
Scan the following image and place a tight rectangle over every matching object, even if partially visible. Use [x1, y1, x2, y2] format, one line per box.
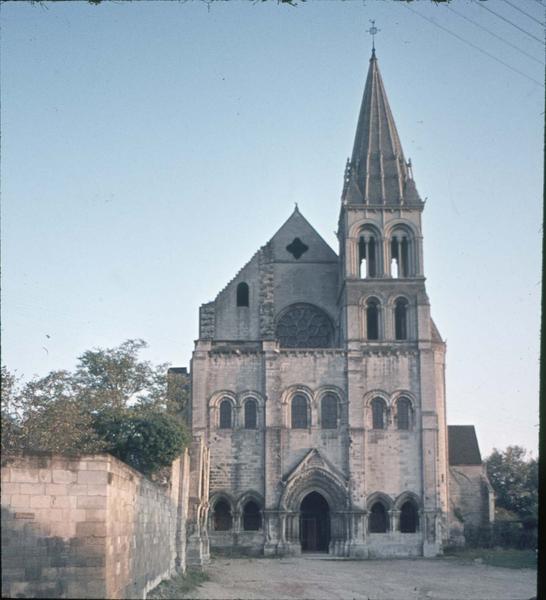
[268, 207, 338, 262]
[448, 425, 482, 465]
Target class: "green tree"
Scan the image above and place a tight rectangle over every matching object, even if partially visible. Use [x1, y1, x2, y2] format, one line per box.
[1, 366, 24, 454]
[485, 446, 538, 520]
[75, 339, 168, 412]
[93, 409, 189, 475]
[22, 370, 105, 455]
[1, 340, 189, 475]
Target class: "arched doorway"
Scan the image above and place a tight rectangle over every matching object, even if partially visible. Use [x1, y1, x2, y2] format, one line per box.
[299, 492, 330, 552]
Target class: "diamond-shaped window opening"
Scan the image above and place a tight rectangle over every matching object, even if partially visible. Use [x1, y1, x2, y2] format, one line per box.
[286, 237, 309, 260]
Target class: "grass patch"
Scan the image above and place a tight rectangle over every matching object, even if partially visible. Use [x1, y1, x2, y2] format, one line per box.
[148, 569, 209, 599]
[443, 547, 537, 569]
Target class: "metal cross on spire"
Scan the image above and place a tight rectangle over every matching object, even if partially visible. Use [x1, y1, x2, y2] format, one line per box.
[367, 20, 380, 54]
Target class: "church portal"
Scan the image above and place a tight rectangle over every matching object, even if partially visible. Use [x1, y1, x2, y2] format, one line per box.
[300, 492, 330, 553]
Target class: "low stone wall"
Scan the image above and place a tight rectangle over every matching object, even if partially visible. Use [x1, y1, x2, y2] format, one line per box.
[1, 452, 190, 599]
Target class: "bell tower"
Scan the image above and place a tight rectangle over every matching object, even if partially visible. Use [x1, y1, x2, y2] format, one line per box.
[337, 46, 449, 556]
[337, 47, 426, 345]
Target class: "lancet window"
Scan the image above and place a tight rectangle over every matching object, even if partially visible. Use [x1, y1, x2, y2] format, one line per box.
[390, 229, 412, 278]
[399, 501, 419, 533]
[396, 397, 412, 430]
[219, 399, 233, 429]
[358, 231, 378, 278]
[394, 298, 409, 341]
[244, 399, 258, 429]
[369, 502, 388, 533]
[213, 500, 232, 531]
[371, 398, 387, 430]
[237, 282, 249, 307]
[242, 501, 261, 531]
[321, 394, 338, 429]
[366, 297, 380, 340]
[291, 394, 308, 429]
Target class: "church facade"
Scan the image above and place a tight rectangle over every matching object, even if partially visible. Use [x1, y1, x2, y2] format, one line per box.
[187, 50, 491, 559]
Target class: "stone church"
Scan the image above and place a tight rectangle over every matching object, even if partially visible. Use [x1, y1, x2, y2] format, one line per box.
[184, 49, 493, 559]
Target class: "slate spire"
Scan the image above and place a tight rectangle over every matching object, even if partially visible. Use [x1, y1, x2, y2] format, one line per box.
[342, 51, 421, 206]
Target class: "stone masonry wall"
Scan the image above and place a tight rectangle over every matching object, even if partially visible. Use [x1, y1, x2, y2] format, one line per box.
[449, 464, 494, 531]
[1, 452, 189, 599]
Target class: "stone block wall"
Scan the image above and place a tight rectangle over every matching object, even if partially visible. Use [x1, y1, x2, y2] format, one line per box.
[449, 464, 495, 534]
[1, 452, 190, 599]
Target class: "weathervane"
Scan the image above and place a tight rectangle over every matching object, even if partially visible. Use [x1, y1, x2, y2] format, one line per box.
[367, 20, 380, 53]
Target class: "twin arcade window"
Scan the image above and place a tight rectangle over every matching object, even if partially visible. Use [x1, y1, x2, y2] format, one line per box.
[358, 227, 415, 279]
[368, 500, 419, 534]
[291, 393, 339, 429]
[218, 398, 258, 430]
[212, 498, 262, 532]
[370, 396, 413, 431]
[365, 296, 409, 341]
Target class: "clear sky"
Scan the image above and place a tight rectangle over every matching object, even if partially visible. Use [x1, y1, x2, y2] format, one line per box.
[1, 0, 543, 457]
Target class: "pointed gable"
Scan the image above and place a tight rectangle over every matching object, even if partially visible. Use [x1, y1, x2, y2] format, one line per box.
[282, 448, 348, 486]
[205, 207, 339, 342]
[343, 51, 422, 207]
[268, 207, 338, 263]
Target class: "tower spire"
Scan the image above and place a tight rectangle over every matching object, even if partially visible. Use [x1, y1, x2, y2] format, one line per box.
[342, 42, 421, 207]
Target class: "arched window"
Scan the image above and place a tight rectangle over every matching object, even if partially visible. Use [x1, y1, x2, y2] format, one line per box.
[219, 399, 232, 429]
[397, 397, 411, 430]
[394, 298, 408, 340]
[237, 282, 249, 307]
[369, 502, 388, 533]
[390, 231, 411, 278]
[291, 394, 308, 429]
[371, 398, 386, 430]
[213, 499, 232, 531]
[244, 399, 257, 429]
[399, 501, 419, 533]
[321, 394, 338, 429]
[366, 298, 380, 340]
[359, 232, 378, 278]
[242, 500, 261, 531]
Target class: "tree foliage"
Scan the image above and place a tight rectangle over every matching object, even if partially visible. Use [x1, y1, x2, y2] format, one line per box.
[1, 340, 189, 476]
[93, 410, 189, 475]
[485, 446, 538, 521]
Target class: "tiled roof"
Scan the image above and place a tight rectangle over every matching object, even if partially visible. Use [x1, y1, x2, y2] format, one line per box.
[448, 425, 482, 465]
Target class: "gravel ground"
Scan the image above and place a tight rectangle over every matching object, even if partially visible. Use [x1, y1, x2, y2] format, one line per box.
[185, 555, 536, 600]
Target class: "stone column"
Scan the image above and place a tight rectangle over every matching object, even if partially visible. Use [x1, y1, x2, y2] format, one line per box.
[396, 237, 403, 277]
[391, 510, 401, 534]
[262, 340, 283, 556]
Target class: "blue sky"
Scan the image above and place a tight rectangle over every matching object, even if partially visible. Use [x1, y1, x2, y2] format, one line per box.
[1, 0, 543, 456]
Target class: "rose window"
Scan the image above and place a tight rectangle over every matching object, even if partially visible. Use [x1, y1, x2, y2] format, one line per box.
[275, 303, 334, 348]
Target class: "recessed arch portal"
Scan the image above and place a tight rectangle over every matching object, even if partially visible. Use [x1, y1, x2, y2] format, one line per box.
[300, 491, 330, 552]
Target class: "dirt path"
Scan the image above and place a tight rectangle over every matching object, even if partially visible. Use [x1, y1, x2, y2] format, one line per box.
[187, 556, 536, 600]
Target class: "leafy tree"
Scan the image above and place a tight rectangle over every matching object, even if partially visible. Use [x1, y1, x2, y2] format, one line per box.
[485, 446, 538, 520]
[1, 366, 25, 454]
[23, 371, 106, 455]
[1, 340, 189, 475]
[93, 409, 189, 476]
[75, 339, 169, 412]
